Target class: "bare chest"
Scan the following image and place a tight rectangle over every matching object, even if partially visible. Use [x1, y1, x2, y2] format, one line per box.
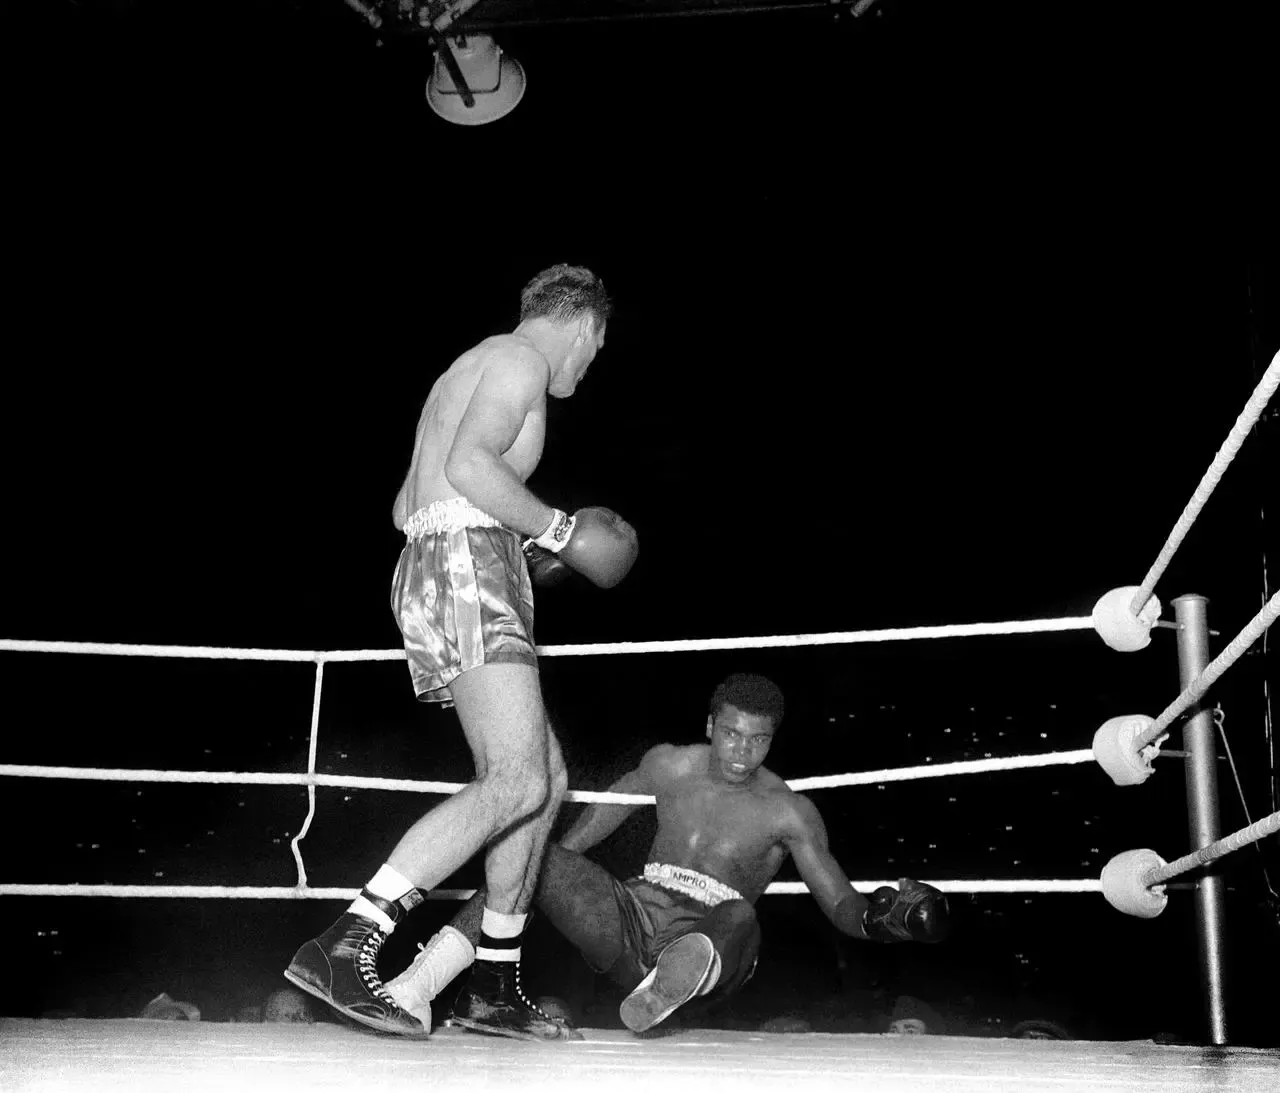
[503, 407, 545, 480]
[651, 781, 786, 892]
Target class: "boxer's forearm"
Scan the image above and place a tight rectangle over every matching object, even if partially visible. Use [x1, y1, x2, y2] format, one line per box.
[831, 891, 871, 940]
[444, 447, 557, 539]
[559, 803, 637, 853]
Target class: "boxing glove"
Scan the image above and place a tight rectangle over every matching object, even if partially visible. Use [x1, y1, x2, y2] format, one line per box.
[522, 542, 572, 588]
[527, 507, 638, 589]
[862, 878, 951, 944]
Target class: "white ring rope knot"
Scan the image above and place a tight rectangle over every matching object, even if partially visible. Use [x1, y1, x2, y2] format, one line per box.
[1136, 589, 1280, 750]
[1129, 349, 1280, 617]
[0, 616, 1096, 663]
[1145, 809, 1280, 887]
[0, 748, 1098, 799]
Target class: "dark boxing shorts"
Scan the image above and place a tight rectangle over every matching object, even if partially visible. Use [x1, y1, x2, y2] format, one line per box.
[599, 864, 744, 986]
[390, 499, 537, 706]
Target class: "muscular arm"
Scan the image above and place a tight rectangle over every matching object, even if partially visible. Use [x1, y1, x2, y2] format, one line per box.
[559, 746, 672, 854]
[782, 795, 871, 940]
[443, 347, 558, 538]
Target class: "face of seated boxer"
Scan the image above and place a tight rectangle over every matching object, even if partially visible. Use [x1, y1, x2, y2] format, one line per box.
[549, 315, 606, 398]
[706, 703, 776, 786]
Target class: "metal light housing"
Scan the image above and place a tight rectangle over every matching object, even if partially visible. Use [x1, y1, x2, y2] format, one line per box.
[426, 35, 526, 126]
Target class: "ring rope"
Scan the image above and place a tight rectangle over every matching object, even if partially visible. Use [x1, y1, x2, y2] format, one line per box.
[788, 749, 1096, 789]
[0, 747, 1100, 898]
[289, 660, 325, 889]
[1129, 349, 1280, 616]
[1146, 809, 1280, 887]
[0, 616, 1096, 663]
[0, 748, 1098, 801]
[0, 879, 1102, 900]
[0, 600, 1259, 907]
[1136, 589, 1280, 749]
[0, 620, 1105, 889]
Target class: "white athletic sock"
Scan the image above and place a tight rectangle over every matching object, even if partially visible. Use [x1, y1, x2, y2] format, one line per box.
[366, 864, 417, 902]
[476, 907, 526, 963]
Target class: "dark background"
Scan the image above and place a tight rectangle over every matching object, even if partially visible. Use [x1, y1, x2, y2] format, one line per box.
[2, 0, 1277, 1045]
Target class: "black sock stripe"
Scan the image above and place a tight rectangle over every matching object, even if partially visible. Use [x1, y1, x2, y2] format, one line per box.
[359, 888, 398, 920]
[477, 932, 521, 951]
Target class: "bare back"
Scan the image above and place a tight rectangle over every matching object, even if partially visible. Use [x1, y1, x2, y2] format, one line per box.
[393, 334, 549, 530]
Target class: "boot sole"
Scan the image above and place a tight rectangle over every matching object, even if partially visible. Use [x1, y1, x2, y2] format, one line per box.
[283, 969, 431, 1040]
[619, 932, 715, 1033]
[449, 1015, 581, 1043]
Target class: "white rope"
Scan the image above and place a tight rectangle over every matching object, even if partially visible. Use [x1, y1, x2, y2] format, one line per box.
[521, 617, 1095, 655]
[0, 886, 478, 900]
[1147, 809, 1280, 886]
[288, 661, 325, 889]
[0, 616, 1195, 907]
[0, 640, 331, 662]
[0, 616, 1095, 663]
[1137, 589, 1280, 748]
[0, 878, 1101, 899]
[766, 879, 1101, 894]
[1130, 349, 1280, 616]
[788, 749, 1095, 790]
[0, 748, 1100, 802]
[0, 766, 483, 795]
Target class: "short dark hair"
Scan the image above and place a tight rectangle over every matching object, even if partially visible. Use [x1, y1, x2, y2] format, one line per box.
[520, 264, 613, 328]
[709, 673, 785, 728]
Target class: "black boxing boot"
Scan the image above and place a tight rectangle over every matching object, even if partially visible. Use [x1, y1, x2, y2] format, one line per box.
[284, 888, 428, 1038]
[450, 959, 582, 1042]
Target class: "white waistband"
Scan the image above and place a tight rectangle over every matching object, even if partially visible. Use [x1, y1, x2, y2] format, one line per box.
[642, 863, 742, 907]
[403, 499, 504, 539]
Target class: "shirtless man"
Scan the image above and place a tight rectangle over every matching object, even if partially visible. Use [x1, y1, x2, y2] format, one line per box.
[384, 673, 950, 1036]
[284, 264, 638, 1042]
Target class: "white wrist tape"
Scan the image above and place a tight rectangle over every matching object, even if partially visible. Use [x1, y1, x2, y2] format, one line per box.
[530, 508, 576, 554]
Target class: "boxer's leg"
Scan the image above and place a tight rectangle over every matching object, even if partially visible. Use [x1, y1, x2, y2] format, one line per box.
[688, 899, 762, 999]
[434, 666, 579, 1042]
[432, 843, 632, 984]
[619, 899, 760, 1033]
[530, 844, 632, 976]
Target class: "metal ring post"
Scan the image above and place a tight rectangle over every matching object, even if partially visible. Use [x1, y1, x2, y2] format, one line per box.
[1172, 594, 1229, 1044]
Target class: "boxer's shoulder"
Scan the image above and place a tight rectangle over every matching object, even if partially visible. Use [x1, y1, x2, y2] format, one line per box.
[641, 742, 701, 783]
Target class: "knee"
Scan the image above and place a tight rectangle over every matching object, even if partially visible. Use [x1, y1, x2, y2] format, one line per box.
[473, 717, 565, 820]
[721, 898, 758, 929]
[547, 735, 569, 804]
[714, 900, 761, 947]
[481, 754, 552, 820]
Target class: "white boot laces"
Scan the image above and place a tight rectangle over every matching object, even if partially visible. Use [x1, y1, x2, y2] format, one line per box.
[355, 928, 396, 1006]
[514, 964, 553, 1021]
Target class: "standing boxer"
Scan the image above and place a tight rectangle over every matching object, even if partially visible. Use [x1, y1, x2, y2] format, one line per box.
[285, 264, 637, 1042]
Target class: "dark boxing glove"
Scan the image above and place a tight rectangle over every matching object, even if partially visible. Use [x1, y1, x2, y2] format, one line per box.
[525, 507, 638, 589]
[862, 878, 951, 944]
[522, 542, 572, 588]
